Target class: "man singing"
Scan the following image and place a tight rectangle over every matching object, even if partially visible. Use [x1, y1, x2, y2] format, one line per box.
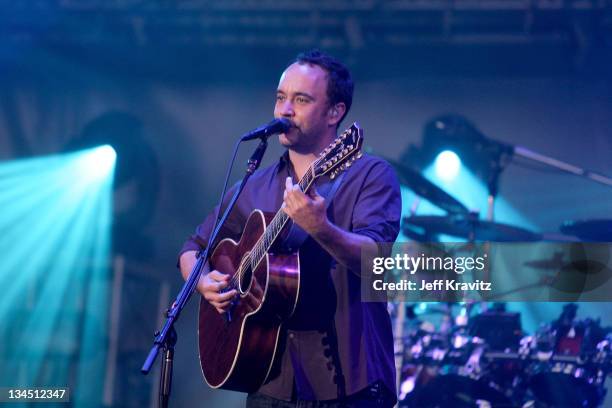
[179, 49, 401, 407]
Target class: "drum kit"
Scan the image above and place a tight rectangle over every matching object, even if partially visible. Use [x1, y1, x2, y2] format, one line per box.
[396, 302, 612, 407]
[385, 154, 612, 407]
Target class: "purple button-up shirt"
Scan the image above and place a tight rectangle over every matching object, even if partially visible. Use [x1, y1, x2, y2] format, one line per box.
[180, 151, 401, 402]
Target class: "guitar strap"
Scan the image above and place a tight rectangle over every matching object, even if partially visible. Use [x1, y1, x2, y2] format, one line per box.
[281, 171, 346, 253]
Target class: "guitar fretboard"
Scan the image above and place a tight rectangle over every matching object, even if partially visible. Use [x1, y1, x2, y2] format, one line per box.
[247, 164, 318, 272]
[229, 123, 361, 285]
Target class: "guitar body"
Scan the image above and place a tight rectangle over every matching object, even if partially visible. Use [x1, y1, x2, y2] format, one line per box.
[198, 209, 300, 393]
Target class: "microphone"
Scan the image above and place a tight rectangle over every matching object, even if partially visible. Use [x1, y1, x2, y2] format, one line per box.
[240, 118, 292, 142]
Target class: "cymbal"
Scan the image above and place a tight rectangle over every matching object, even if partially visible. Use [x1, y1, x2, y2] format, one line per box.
[403, 215, 542, 242]
[385, 158, 468, 215]
[560, 219, 612, 242]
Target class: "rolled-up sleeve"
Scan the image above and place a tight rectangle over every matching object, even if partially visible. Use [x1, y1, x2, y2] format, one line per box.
[178, 183, 243, 260]
[179, 211, 217, 256]
[351, 160, 402, 244]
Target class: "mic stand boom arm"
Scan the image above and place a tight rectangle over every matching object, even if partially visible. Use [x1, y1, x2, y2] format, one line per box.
[513, 145, 612, 188]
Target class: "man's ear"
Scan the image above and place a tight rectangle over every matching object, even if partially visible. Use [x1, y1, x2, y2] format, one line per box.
[328, 103, 346, 127]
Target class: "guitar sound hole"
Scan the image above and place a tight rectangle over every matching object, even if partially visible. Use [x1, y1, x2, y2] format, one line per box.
[238, 264, 253, 295]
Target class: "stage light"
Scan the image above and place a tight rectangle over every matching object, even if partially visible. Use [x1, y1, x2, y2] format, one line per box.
[78, 144, 117, 181]
[92, 144, 117, 170]
[0, 147, 114, 406]
[64, 112, 160, 255]
[434, 150, 461, 181]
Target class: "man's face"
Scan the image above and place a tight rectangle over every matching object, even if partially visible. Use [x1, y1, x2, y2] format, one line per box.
[274, 62, 332, 152]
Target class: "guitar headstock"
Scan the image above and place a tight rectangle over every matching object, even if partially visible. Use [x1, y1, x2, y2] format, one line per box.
[314, 122, 364, 179]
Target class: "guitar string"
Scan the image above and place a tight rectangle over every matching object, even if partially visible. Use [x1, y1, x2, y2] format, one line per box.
[229, 135, 356, 289]
[239, 135, 354, 283]
[226, 132, 354, 291]
[228, 158, 319, 290]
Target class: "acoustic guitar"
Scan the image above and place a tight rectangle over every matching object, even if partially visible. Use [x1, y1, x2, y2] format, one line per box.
[198, 123, 364, 393]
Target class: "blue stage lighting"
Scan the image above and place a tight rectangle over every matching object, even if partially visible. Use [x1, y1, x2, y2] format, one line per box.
[0, 147, 115, 406]
[434, 150, 461, 181]
[79, 145, 117, 181]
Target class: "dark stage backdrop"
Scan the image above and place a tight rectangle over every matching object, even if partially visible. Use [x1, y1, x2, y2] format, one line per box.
[1, 47, 611, 407]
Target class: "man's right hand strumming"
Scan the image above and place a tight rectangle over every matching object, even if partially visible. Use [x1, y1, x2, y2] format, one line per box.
[179, 250, 237, 314]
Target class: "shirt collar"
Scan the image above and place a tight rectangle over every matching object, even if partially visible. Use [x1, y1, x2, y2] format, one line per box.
[277, 150, 297, 180]
[278, 150, 291, 169]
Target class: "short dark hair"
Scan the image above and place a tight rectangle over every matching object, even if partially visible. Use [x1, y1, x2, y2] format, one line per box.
[295, 49, 354, 127]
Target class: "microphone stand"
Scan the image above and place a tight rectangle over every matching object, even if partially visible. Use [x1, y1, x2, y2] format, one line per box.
[513, 145, 612, 187]
[470, 140, 612, 221]
[141, 137, 269, 408]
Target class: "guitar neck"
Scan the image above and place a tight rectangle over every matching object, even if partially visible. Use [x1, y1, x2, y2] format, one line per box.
[249, 164, 318, 270]
[245, 122, 363, 272]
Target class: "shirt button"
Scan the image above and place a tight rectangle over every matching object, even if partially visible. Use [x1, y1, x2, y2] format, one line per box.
[289, 333, 295, 339]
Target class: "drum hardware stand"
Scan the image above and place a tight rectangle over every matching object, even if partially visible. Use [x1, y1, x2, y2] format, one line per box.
[409, 196, 421, 216]
[484, 143, 513, 222]
[394, 299, 406, 395]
